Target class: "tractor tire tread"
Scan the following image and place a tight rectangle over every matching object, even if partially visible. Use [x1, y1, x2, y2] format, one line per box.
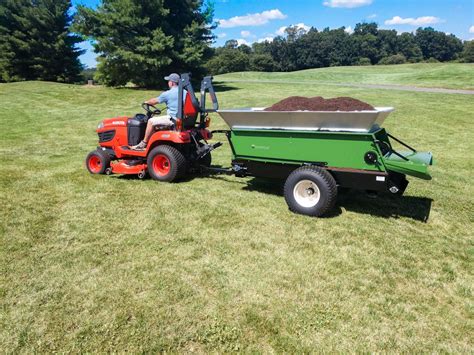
[86, 149, 111, 174]
[283, 166, 337, 217]
[147, 145, 187, 182]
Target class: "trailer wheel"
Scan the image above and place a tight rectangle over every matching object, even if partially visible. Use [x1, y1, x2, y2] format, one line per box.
[284, 166, 337, 217]
[86, 149, 111, 174]
[147, 145, 186, 182]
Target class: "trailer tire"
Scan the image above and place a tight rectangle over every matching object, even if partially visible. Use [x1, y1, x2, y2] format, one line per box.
[147, 145, 186, 182]
[86, 149, 111, 174]
[284, 166, 337, 217]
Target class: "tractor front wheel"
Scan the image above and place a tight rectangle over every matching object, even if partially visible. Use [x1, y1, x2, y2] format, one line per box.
[86, 149, 111, 174]
[284, 166, 337, 217]
[147, 145, 186, 182]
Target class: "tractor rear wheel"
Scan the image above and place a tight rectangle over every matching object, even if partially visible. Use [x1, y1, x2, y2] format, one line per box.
[284, 166, 337, 217]
[147, 145, 186, 182]
[86, 149, 111, 174]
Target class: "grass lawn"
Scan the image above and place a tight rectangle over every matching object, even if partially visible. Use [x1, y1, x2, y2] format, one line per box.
[1, 65, 473, 351]
[217, 63, 474, 90]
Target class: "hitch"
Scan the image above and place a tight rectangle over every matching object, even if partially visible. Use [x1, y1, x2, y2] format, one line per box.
[197, 141, 223, 159]
[201, 162, 247, 176]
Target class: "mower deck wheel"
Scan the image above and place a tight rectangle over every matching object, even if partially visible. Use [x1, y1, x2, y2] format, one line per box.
[147, 145, 187, 182]
[284, 166, 337, 217]
[86, 149, 111, 174]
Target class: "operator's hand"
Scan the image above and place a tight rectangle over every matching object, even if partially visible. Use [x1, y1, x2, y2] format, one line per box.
[144, 98, 159, 106]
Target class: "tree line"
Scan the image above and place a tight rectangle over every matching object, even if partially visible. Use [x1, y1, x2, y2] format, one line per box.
[0, 0, 214, 86]
[0, 0, 83, 83]
[1, 0, 473, 87]
[207, 23, 473, 74]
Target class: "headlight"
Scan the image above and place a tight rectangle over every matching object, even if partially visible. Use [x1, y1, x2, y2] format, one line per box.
[97, 121, 104, 129]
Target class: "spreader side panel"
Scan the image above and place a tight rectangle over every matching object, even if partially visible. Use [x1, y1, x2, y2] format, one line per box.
[229, 129, 386, 172]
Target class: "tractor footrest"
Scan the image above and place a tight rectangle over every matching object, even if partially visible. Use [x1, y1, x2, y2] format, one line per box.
[118, 146, 147, 157]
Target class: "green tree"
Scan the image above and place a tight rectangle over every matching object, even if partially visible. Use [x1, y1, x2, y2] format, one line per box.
[285, 25, 308, 42]
[353, 23, 380, 64]
[377, 29, 398, 59]
[73, 0, 215, 87]
[461, 40, 474, 63]
[249, 53, 276, 71]
[415, 27, 463, 61]
[205, 46, 249, 74]
[397, 32, 423, 62]
[205, 22, 466, 74]
[224, 39, 238, 49]
[378, 54, 407, 65]
[0, 0, 83, 83]
[267, 36, 297, 71]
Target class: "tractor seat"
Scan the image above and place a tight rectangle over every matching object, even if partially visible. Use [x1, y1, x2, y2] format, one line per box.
[151, 91, 200, 131]
[182, 91, 200, 129]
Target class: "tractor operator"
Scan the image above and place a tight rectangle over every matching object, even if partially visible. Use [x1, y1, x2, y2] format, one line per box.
[131, 73, 187, 150]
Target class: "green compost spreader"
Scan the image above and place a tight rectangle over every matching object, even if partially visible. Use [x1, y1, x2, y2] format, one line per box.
[213, 106, 434, 217]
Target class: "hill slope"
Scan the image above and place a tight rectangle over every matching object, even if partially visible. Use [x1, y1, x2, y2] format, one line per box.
[216, 63, 474, 90]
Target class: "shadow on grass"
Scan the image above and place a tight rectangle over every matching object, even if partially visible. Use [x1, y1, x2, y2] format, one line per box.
[212, 82, 239, 92]
[240, 177, 432, 222]
[337, 190, 433, 222]
[113, 172, 432, 222]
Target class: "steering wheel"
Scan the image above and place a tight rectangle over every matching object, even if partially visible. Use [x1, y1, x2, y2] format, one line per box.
[142, 102, 162, 118]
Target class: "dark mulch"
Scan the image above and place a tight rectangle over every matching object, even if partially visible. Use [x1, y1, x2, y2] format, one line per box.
[264, 96, 375, 111]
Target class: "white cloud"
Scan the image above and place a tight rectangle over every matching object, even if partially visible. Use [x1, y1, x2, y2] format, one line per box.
[217, 33, 227, 38]
[367, 13, 377, 19]
[276, 26, 286, 36]
[469, 25, 474, 34]
[217, 9, 287, 28]
[384, 16, 442, 26]
[240, 30, 251, 38]
[344, 26, 353, 34]
[276, 23, 311, 36]
[323, 0, 372, 8]
[236, 38, 249, 46]
[257, 37, 275, 43]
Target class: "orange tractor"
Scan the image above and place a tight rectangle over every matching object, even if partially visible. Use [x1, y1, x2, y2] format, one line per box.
[85, 74, 220, 181]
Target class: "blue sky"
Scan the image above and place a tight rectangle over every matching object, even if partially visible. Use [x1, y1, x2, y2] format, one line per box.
[73, 0, 474, 68]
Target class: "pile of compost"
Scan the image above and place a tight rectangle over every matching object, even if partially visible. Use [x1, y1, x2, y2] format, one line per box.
[264, 96, 374, 111]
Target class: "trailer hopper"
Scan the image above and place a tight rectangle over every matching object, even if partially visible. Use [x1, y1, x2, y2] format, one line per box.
[214, 106, 433, 216]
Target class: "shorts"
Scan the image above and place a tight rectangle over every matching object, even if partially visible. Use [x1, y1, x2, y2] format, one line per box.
[148, 115, 174, 126]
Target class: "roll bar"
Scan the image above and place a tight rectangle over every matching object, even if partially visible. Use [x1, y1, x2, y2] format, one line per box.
[177, 73, 219, 128]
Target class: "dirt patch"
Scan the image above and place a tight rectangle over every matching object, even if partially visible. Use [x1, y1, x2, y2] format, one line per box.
[265, 96, 374, 111]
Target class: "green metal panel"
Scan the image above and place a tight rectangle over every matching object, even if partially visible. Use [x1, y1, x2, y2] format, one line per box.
[382, 151, 433, 180]
[230, 129, 386, 171]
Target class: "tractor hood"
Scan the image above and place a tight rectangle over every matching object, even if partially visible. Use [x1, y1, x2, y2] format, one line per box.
[97, 116, 128, 131]
[382, 151, 434, 180]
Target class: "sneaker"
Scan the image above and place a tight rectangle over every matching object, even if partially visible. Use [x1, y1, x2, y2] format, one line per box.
[131, 141, 147, 150]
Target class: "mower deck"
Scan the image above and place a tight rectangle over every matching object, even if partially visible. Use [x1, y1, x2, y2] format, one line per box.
[111, 160, 147, 177]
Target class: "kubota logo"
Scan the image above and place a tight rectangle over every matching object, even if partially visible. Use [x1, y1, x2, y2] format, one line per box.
[111, 121, 126, 126]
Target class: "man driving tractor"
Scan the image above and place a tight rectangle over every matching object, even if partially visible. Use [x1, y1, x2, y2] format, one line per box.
[131, 73, 187, 150]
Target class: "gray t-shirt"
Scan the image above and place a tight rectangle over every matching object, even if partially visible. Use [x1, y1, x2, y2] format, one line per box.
[157, 86, 187, 118]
